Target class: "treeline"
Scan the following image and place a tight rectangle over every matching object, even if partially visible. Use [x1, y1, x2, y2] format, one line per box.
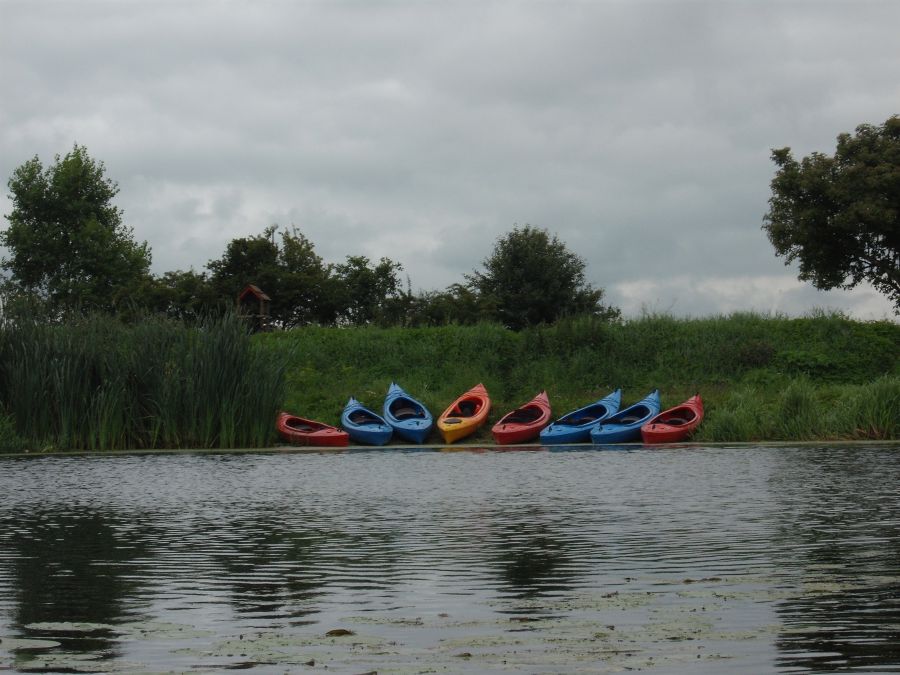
[1, 146, 618, 328]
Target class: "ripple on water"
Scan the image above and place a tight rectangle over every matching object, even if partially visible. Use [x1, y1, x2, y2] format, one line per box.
[0, 445, 898, 673]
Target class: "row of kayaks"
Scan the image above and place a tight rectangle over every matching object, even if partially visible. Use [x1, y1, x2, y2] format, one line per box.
[277, 383, 704, 447]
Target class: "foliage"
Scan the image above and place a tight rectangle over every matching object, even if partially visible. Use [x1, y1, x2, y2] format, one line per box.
[1, 145, 151, 314]
[206, 225, 337, 327]
[0, 310, 286, 450]
[205, 225, 405, 327]
[330, 255, 404, 326]
[134, 269, 222, 321]
[258, 312, 899, 442]
[0, 414, 25, 452]
[467, 225, 620, 329]
[404, 284, 486, 327]
[763, 115, 900, 312]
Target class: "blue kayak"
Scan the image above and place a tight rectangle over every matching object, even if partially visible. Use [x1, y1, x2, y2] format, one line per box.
[589, 390, 661, 444]
[539, 389, 622, 445]
[383, 382, 434, 443]
[341, 397, 392, 446]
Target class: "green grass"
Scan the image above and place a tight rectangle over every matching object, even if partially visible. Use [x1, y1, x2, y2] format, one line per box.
[1, 311, 897, 449]
[257, 312, 899, 443]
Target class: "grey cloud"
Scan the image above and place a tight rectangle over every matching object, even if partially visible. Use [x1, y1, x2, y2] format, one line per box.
[2, 1, 898, 318]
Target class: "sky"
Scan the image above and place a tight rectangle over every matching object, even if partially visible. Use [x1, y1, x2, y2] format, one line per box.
[1, 1, 898, 319]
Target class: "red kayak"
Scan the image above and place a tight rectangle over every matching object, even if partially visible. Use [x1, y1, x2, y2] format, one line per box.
[276, 412, 349, 447]
[492, 391, 552, 445]
[640, 395, 704, 444]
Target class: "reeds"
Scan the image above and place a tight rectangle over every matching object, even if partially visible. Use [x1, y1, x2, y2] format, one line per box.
[694, 377, 900, 442]
[0, 312, 287, 451]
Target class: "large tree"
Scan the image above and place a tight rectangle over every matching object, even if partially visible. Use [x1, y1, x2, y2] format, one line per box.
[1, 145, 151, 313]
[763, 115, 900, 312]
[467, 225, 619, 329]
[206, 225, 338, 327]
[331, 255, 404, 326]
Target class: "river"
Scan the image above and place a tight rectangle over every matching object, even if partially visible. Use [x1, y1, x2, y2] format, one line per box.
[0, 445, 898, 673]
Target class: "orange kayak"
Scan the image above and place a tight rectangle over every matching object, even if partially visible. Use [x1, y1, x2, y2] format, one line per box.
[492, 391, 551, 444]
[437, 383, 491, 443]
[641, 394, 704, 443]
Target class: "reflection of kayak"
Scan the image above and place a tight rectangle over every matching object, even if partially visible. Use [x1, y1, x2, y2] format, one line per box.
[590, 390, 661, 444]
[540, 389, 621, 445]
[276, 412, 349, 447]
[437, 384, 491, 443]
[341, 398, 392, 446]
[383, 382, 433, 443]
[641, 394, 704, 443]
[492, 391, 552, 444]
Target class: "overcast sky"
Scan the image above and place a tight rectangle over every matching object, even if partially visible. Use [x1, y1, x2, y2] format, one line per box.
[1, 1, 898, 318]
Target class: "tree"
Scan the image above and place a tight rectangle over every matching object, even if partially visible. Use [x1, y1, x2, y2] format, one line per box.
[136, 270, 221, 321]
[467, 225, 619, 329]
[206, 225, 337, 327]
[331, 255, 404, 326]
[406, 283, 485, 327]
[1, 145, 151, 313]
[763, 115, 900, 312]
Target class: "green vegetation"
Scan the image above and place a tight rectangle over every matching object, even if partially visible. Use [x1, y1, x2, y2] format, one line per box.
[3, 148, 620, 328]
[1, 145, 151, 314]
[259, 311, 899, 444]
[0, 304, 896, 452]
[0, 312, 285, 451]
[764, 114, 900, 313]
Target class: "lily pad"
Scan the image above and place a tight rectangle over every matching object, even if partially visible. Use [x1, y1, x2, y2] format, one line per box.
[0, 636, 61, 650]
[24, 622, 117, 633]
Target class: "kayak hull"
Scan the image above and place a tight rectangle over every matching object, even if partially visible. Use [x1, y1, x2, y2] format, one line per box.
[539, 389, 622, 445]
[276, 412, 349, 447]
[383, 382, 434, 444]
[437, 383, 491, 443]
[641, 394, 704, 443]
[492, 391, 552, 444]
[341, 398, 393, 446]
[590, 390, 661, 444]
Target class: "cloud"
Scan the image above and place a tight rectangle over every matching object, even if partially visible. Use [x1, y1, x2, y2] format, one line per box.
[1, 1, 898, 318]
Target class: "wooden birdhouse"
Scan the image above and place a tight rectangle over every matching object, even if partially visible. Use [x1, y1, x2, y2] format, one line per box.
[237, 284, 271, 332]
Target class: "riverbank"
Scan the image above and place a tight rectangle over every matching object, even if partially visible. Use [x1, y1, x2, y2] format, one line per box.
[1, 312, 897, 451]
[259, 313, 899, 444]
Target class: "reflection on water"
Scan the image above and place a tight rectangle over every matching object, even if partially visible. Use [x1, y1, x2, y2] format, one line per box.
[0, 446, 897, 673]
[769, 449, 900, 671]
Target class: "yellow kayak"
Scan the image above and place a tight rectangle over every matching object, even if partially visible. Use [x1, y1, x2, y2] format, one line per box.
[437, 383, 491, 443]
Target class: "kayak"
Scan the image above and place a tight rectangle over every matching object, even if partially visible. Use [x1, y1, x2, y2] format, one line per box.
[276, 412, 349, 447]
[383, 382, 434, 443]
[340, 397, 393, 446]
[492, 391, 552, 444]
[641, 394, 704, 443]
[589, 390, 661, 444]
[437, 383, 491, 443]
[539, 389, 622, 445]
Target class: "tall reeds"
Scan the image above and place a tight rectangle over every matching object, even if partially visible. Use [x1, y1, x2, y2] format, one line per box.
[0, 312, 287, 451]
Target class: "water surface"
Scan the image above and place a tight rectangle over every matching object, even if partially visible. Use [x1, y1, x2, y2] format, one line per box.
[0, 445, 898, 673]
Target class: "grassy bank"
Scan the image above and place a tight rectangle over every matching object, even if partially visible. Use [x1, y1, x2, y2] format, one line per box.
[1, 312, 897, 450]
[0, 313, 286, 451]
[258, 312, 899, 443]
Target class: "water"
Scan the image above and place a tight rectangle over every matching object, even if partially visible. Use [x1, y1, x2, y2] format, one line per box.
[0, 445, 898, 673]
